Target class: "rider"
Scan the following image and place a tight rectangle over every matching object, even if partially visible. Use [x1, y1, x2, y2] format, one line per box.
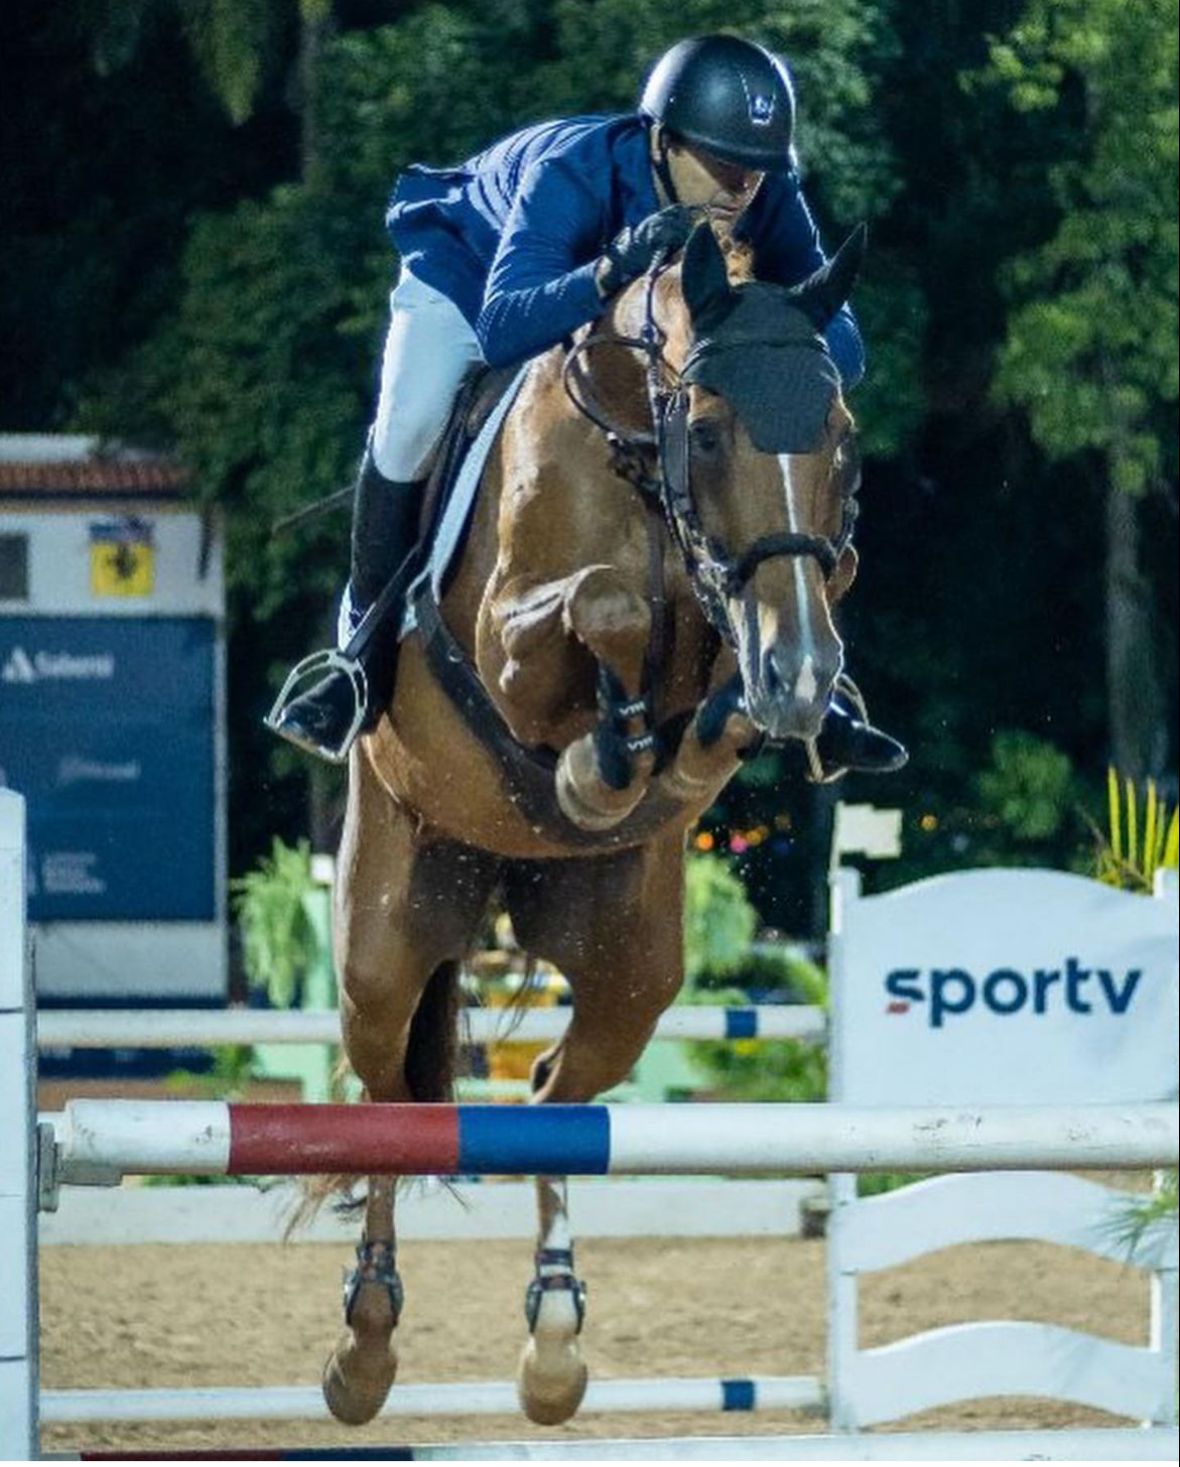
[269, 33, 907, 777]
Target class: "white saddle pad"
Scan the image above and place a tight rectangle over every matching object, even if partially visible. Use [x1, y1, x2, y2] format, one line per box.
[335, 363, 530, 647]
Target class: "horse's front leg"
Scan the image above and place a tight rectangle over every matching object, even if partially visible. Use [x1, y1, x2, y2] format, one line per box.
[556, 563, 659, 830]
[489, 566, 657, 831]
[654, 673, 761, 811]
[517, 1152, 589, 1425]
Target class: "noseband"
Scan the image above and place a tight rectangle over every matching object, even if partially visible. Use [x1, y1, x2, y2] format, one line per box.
[562, 262, 857, 643]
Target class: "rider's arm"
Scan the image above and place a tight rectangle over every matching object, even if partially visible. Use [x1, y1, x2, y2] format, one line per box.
[748, 173, 866, 389]
[476, 160, 608, 369]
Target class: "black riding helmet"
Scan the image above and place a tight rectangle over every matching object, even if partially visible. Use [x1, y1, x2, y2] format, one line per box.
[639, 34, 795, 174]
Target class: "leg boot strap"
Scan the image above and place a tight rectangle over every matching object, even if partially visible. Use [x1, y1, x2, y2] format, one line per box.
[525, 1247, 587, 1334]
[343, 1238, 404, 1328]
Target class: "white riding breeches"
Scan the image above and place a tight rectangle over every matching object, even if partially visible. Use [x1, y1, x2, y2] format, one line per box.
[370, 268, 485, 482]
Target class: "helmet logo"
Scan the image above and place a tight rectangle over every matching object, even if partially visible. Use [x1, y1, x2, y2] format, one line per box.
[750, 93, 775, 127]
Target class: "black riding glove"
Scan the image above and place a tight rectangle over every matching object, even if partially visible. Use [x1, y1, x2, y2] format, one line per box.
[597, 205, 700, 297]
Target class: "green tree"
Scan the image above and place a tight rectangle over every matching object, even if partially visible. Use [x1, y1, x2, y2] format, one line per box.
[81, 0, 336, 181]
[982, 0, 1179, 778]
[82, 0, 298, 127]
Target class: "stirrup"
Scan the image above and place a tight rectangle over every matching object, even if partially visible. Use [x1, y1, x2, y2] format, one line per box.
[804, 673, 869, 786]
[834, 671, 868, 720]
[264, 648, 369, 765]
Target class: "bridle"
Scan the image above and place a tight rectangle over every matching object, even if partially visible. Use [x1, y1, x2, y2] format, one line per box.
[562, 259, 858, 644]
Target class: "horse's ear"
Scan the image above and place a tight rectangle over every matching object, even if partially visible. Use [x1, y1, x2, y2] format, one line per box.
[790, 223, 868, 328]
[681, 223, 734, 331]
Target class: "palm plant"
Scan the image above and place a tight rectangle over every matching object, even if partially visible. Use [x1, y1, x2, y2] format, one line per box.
[1095, 768, 1179, 892]
[1092, 769, 1178, 1245]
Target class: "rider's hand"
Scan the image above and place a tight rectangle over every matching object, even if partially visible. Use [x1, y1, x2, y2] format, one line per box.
[597, 205, 699, 297]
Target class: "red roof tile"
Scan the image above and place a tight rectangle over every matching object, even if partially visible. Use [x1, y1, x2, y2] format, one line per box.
[0, 460, 191, 497]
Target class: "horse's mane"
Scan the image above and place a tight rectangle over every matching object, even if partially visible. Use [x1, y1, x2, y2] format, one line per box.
[623, 227, 755, 355]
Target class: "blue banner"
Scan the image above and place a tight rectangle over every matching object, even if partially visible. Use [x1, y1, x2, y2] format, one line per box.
[0, 616, 217, 920]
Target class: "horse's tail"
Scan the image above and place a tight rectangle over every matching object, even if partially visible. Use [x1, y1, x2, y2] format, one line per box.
[405, 957, 464, 1101]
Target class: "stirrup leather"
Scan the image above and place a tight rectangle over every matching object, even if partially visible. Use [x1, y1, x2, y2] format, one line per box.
[264, 647, 369, 765]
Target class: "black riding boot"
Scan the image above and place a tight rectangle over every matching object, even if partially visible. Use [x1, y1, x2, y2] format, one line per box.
[267, 448, 425, 761]
[811, 684, 908, 780]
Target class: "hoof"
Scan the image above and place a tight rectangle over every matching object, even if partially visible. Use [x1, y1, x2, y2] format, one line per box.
[516, 1335, 588, 1426]
[517, 1283, 588, 1426]
[322, 1257, 402, 1427]
[556, 736, 643, 832]
[322, 1330, 399, 1425]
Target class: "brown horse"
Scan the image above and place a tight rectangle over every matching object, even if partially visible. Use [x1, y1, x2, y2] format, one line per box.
[323, 221, 864, 1426]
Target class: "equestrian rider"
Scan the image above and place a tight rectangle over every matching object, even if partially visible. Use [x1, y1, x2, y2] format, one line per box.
[269, 33, 907, 778]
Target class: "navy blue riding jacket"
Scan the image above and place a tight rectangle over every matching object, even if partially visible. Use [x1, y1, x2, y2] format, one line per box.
[386, 115, 865, 385]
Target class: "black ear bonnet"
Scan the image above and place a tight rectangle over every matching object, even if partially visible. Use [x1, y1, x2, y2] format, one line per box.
[680, 285, 840, 454]
[677, 222, 865, 454]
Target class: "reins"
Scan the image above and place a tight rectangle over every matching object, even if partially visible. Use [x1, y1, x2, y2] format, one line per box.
[561, 261, 857, 645]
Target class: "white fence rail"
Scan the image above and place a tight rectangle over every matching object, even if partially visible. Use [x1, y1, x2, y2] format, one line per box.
[36, 1004, 826, 1048]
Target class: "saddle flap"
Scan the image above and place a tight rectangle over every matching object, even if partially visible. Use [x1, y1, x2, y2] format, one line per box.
[400, 364, 528, 640]
[419, 365, 520, 545]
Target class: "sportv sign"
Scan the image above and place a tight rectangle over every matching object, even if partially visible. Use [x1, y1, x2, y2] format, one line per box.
[885, 960, 1143, 1027]
[831, 866, 1177, 1107]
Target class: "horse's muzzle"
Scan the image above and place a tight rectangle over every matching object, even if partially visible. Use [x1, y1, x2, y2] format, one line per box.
[745, 646, 839, 742]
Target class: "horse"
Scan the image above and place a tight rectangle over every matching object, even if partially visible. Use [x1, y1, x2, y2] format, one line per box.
[322, 219, 865, 1426]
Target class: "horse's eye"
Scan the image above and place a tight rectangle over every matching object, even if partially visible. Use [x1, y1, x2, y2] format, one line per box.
[836, 438, 862, 493]
[690, 419, 723, 458]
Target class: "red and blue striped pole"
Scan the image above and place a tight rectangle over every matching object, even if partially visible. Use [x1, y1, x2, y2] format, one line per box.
[55, 1099, 1179, 1180]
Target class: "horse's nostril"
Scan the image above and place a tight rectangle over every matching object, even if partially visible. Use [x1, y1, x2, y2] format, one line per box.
[762, 649, 822, 704]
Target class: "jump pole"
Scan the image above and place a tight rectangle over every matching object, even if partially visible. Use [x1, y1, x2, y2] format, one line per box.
[53, 1426, 1180, 1460]
[52, 1097, 1178, 1181]
[37, 1003, 826, 1047]
[41, 1374, 825, 1424]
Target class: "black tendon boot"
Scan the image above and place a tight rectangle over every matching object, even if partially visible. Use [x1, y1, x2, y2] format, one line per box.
[809, 677, 908, 782]
[266, 448, 426, 762]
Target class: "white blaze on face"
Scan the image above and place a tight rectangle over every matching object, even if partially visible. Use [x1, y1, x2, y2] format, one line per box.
[777, 454, 818, 687]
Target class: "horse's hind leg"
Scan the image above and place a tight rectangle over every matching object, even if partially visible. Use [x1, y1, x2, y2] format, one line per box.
[323, 747, 500, 1425]
[503, 834, 685, 1423]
